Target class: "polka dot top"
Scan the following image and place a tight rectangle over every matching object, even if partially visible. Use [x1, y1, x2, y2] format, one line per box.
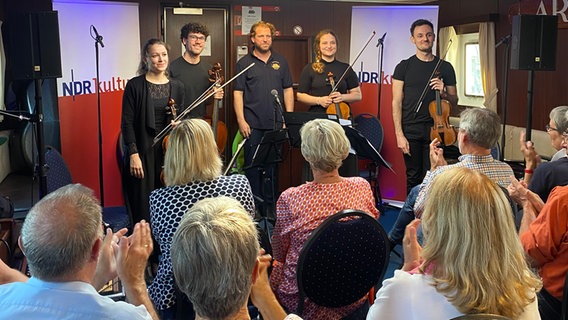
[148, 174, 255, 310]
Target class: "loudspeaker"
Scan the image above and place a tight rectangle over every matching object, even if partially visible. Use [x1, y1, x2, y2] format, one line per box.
[9, 11, 62, 80]
[511, 15, 557, 71]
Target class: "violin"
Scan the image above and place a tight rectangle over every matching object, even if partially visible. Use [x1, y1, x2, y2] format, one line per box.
[207, 63, 228, 152]
[428, 73, 456, 145]
[160, 98, 177, 185]
[325, 72, 350, 119]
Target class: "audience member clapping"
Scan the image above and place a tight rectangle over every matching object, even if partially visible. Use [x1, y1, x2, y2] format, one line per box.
[368, 167, 541, 320]
[511, 177, 568, 320]
[171, 196, 300, 320]
[0, 184, 158, 319]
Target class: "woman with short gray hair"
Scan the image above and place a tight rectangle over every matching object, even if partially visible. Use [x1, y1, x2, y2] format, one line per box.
[271, 118, 380, 319]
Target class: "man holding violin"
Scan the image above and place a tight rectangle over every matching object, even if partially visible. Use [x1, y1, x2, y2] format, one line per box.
[170, 22, 223, 118]
[392, 19, 458, 194]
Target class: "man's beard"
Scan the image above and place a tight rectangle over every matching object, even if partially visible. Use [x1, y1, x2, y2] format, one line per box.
[254, 44, 271, 54]
[418, 45, 433, 54]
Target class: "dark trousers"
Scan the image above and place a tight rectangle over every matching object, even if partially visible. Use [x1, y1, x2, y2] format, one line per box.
[538, 287, 561, 320]
[403, 123, 431, 194]
[244, 129, 279, 219]
[388, 184, 420, 245]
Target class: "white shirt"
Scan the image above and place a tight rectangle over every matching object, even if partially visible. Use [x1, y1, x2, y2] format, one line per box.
[0, 277, 152, 320]
[366, 270, 540, 320]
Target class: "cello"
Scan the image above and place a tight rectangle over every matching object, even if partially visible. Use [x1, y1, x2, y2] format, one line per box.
[326, 72, 350, 119]
[207, 63, 228, 152]
[428, 72, 456, 145]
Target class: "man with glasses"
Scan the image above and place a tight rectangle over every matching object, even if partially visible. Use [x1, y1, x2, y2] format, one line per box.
[170, 22, 223, 118]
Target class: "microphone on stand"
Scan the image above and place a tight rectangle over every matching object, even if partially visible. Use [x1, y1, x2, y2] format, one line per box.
[92, 25, 105, 48]
[271, 89, 283, 109]
[376, 32, 387, 47]
[495, 34, 511, 48]
[271, 89, 286, 128]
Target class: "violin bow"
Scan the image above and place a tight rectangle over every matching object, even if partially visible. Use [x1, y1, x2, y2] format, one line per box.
[330, 30, 376, 93]
[414, 39, 453, 113]
[153, 62, 255, 146]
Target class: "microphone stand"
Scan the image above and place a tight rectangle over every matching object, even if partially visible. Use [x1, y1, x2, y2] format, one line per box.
[92, 25, 105, 206]
[273, 100, 286, 130]
[376, 33, 386, 119]
[496, 35, 511, 161]
[34, 80, 47, 198]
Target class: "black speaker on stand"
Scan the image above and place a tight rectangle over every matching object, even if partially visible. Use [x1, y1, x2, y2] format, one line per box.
[8, 11, 62, 199]
[511, 14, 557, 141]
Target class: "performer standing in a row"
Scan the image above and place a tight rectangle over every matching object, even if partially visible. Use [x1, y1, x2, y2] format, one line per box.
[233, 21, 294, 217]
[297, 29, 362, 179]
[392, 19, 458, 194]
[121, 39, 184, 225]
[169, 22, 223, 118]
[297, 29, 361, 116]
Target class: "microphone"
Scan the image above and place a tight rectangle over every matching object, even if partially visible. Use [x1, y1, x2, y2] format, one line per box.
[92, 25, 105, 48]
[271, 89, 286, 128]
[495, 34, 511, 48]
[376, 32, 387, 47]
[271, 89, 282, 108]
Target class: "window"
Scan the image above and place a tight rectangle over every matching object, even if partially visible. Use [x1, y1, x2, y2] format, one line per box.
[464, 43, 483, 97]
[453, 33, 484, 107]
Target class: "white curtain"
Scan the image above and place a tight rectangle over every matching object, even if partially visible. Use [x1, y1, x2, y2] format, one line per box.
[438, 26, 457, 63]
[478, 22, 498, 112]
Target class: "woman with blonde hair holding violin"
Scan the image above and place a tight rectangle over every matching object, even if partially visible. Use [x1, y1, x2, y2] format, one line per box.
[148, 118, 255, 319]
[297, 29, 361, 118]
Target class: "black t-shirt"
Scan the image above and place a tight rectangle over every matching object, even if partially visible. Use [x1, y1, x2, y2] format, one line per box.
[529, 157, 568, 202]
[392, 55, 456, 125]
[169, 56, 212, 118]
[297, 59, 359, 98]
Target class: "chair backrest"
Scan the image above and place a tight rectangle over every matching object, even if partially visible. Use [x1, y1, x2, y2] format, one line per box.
[354, 113, 384, 152]
[45, 146, 72, 194]
[295, 209, 390, 315]
[450, 314, 513, 320]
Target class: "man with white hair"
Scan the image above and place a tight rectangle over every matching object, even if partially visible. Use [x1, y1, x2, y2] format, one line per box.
[0, 184, 158, 319]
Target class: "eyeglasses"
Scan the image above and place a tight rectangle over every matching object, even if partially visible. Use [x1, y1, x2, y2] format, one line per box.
[188, 35, 206, 42]
[546, 124, 560, 133]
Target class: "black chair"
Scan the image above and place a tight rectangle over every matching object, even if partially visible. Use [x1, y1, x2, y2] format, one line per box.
[451, 314, 512, 320]
[45, 146, 73, 194]
[562, 270, 568, 320]
[353, 113, 384, 208]
[295, 209, 390, 317]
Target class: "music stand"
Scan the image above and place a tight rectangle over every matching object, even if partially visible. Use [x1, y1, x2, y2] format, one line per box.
[344, 126, 394, 210]
[283, 112, 339, 148]
[344, 126, 392, 172]
[248, 129, 289, 220]
[249, 129, 289, 169]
